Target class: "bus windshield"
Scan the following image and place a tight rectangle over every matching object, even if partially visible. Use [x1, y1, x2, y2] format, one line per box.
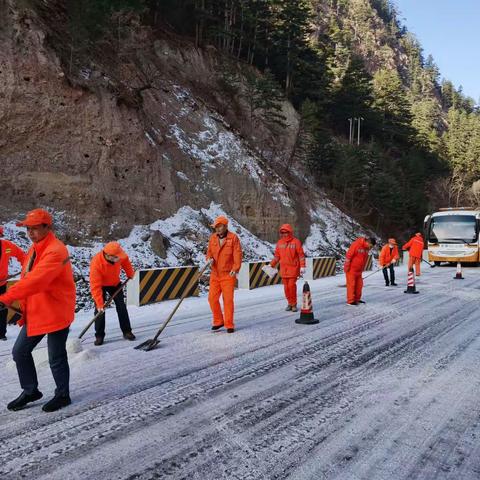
[429, 215, 478, 244]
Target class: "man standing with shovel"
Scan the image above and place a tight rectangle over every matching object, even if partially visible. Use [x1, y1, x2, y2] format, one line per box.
[0, 209, 75, 412]
[207, 216, 242, 333]
[89, 242, 136, 346]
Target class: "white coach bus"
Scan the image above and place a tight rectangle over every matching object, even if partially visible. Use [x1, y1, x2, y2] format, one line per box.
[424, 208, 480, 265]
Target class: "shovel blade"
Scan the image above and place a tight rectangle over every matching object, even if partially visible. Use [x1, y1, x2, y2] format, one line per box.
[134, 339, 160, 351]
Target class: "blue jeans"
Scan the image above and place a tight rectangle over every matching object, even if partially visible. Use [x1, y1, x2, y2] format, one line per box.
[12, 326, 70, 396]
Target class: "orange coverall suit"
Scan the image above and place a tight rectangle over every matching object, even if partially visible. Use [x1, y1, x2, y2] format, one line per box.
[344, 238, 370, 304]
[206, 231, 242, 329]
[402, 234, 424, 276]
[271, 227, 306, 307]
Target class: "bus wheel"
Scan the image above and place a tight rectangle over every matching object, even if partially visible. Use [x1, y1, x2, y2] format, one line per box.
[434, 261, 441, 266]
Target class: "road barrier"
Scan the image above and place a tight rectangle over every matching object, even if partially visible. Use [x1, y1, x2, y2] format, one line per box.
[238, 261, 282, 290]
[127, 266, 199, 306]
[305, 257, 336, 280]
[239, 256, 337, 289]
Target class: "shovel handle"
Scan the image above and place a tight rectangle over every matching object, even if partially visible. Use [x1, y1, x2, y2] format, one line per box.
[0, 272, 21, 284]
[150, 261, 212, 343]
[362, 266, 384, 280]
[421, 258, 435, 268]
[78, 279, 130, 339]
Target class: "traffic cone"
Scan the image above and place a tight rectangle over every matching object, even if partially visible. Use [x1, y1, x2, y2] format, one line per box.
[295, 282, 319, 325]
[454, 262, 464, 280]
[404, 268, 419, 294]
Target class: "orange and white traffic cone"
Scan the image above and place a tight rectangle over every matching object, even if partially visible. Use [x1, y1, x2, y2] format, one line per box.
[454, 262, 464, 280]
[295, 282, 319, 325]
[404, 268, 419, 294]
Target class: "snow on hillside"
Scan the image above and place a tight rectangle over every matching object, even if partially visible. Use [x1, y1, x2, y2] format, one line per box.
[167, 86, 293, 208]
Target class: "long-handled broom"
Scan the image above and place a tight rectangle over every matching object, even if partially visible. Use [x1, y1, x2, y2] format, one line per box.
[337, 264, 389, 287]
[421, 258, 436, 268]
[135, 260, 212, 351]
[78, 279, 130, 339]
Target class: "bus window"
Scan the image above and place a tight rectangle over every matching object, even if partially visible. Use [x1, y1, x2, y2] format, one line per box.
[429, 215, 477, 244]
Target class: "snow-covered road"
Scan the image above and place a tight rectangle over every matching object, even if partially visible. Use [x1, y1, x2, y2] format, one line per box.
[1, 265, 480, 479]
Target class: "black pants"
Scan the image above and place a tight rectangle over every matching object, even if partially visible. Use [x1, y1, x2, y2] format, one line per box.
[94, 284, 132, 338]
[12, 326, 70, 396]
[383, 265, 395, 285]
[0, 284, 6, 337]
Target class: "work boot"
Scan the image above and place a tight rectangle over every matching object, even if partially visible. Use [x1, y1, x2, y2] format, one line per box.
[391, 282, 398, 286]
[227, 328, 235, 333]
[0, 336, 6, 341]
[42, 394, 71, 413]
[211, 324, 223, 331]
[94, 336, 104, 346]
[357, 300, 366, 304]
[347, 302, 358, 306]
[123, 332, 136, 341]
[291, 305, 298, 312]
[7, 390, 43, 411]
[385, 282, 390, 287]
[285, 305, 292, 311]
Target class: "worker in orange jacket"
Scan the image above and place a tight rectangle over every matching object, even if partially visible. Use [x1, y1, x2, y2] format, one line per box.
[0, 209, 76, 412]
[270, 224, 306, 312]
[402, 232, 424, 276]
[90, 242, 136, 346]
[379, 238, 399, 287]
[206, 216, 242, 333]
[344, 237, 376, 306]
[0, 226, 26, 340]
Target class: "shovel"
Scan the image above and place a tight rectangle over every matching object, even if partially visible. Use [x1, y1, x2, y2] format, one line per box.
[421, 258, 436, 268]
[135, 260, 212, 351]
[78, 279, 130, 339]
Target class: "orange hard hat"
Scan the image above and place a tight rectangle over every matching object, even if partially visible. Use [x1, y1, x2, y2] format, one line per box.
[211, 216, 229, 228]
[103, 241, 127, 259]
[16, 209, 53, 227]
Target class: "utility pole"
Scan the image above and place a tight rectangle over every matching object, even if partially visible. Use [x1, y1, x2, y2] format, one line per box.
[356, 117, 364, 145]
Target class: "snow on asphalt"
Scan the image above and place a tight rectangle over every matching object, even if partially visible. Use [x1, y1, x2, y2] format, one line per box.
[1, 265, 480, 479]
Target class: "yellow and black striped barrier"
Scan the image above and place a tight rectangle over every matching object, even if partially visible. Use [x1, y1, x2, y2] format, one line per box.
[238, 261, 282, 290]
[6, 281, 22, 324]
[306, 257, 336, 280]
[127, 266, 199, 307]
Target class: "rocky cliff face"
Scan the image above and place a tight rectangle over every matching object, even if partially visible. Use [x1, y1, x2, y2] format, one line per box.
[0, 0, 367, 256]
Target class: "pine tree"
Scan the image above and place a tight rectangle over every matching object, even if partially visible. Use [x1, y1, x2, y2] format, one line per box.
[372, 68, 413, 142]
